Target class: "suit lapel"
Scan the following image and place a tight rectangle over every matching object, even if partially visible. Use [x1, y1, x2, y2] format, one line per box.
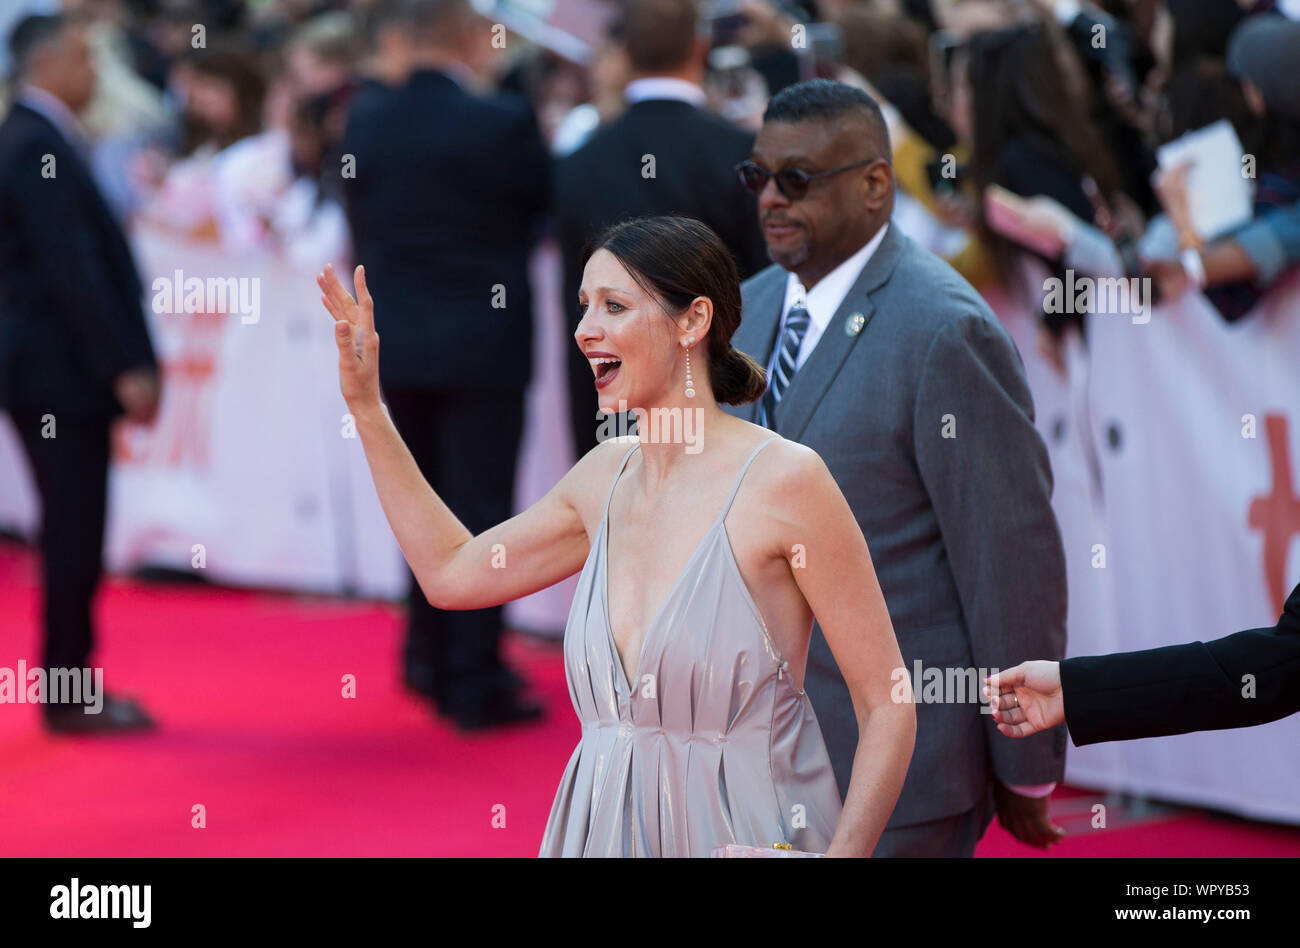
[734, 266, 786, 424]
[775, 225, 906, 441]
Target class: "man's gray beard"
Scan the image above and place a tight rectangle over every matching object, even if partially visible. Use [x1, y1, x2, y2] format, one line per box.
[769, 241, 812, 271]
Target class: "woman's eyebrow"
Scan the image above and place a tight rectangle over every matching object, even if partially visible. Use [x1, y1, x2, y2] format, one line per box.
[579, 286, 633, 298]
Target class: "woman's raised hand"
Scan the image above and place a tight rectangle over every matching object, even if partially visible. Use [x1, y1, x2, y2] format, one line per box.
[318, 263, 381, 409]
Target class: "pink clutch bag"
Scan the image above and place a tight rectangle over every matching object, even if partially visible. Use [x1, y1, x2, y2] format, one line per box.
[711, 844, 823, 858]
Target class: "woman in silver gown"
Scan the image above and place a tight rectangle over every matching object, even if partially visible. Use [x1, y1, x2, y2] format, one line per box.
[318, 216, 915, 857]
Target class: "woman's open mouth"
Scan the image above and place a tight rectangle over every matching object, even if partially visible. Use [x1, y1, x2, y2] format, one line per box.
[592, 357, 621, 389]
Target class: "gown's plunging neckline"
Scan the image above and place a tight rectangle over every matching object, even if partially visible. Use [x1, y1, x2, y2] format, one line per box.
[600, 438, 776, 694]
[602, 508, 726, 693]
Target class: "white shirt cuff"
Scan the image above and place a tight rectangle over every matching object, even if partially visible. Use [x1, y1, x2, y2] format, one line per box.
[1005, 781, 1058, 798]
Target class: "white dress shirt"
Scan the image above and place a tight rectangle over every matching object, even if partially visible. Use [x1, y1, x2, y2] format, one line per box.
[623, 77, 707, 107]
[437, 60, 477, 89]
[767, 222, 888, 378]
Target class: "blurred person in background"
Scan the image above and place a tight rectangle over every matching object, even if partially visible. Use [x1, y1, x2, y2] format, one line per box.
[1163, 0, 1248, 66]
[122, 0, 214, 93]
[1025, 0, 1159, 214]
[499, 45, 589, 151]
[548, 15, 631, 156]
[834, 3, 1000, 289]
[838, 2, 953, 154]
[0, 13, 160, 732]
[556, 0, 770, 459]
[946, 23, 1134, 365]
[213, 11, 359, 255]
[340, 0, 550, 731]
[138, 39, 265, 240]
[989, 11, 1300, 323]
[1146, 13, 1300, 320]
[355, 0, 416, 94]
[259, 83, 352, 271]
[57, 0, 172, 218]
[0, 1, 58, 89]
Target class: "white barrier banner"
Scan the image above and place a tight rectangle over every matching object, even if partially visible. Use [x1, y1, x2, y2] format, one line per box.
[104, 226, 405, 597]
[1067, 274, 1300, 823]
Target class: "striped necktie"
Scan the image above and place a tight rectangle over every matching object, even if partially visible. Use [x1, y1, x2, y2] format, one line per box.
[759, 304, 811, 428]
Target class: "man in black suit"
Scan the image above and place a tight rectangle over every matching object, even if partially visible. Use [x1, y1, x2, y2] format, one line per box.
[341, 0, 549, 731]
[556, 0, 770, 457]
[988, 582, 1300, 744]
[0, 14, 159, 733]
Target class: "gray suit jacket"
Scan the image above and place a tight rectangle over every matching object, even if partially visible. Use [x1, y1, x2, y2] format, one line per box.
[725, 224, 1068, 827]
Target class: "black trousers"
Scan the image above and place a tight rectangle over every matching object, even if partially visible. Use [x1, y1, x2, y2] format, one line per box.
[11, 411, 111, 672]
[382, 386, 525, 711]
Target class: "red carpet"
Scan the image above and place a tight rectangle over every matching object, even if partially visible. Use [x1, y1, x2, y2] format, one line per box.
[2, 541, 1297, 857]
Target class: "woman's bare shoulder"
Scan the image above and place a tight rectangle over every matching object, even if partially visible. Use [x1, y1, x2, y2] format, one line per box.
[557, 436, 641, 516]
[752, 431, 826, 479]
[743, 432, 838, 511]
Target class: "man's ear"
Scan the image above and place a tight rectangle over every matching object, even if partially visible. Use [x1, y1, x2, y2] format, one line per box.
[866, 160, 894, 209]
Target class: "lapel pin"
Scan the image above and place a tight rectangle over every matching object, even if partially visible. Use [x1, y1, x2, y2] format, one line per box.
[845, 312, 866, 336]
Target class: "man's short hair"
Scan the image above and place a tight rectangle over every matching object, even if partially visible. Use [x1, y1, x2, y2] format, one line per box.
[364, 0, 406, 45]
[395, 0, 473, 40]
[763, 79, 893, 159]
[9, 13, 68, 80]
[290, 11, 360, 66]
[622, 0, 699, 73]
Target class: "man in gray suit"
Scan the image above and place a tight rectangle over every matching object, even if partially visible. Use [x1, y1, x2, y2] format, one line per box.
[726, 80, 1068, 856]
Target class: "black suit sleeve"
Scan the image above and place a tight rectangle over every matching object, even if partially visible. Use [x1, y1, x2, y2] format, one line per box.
[1061, 583, 1300, 746]
[511, 101, 551, 222]
[722, 128, 768, 280]
[10, 141, 150, 388]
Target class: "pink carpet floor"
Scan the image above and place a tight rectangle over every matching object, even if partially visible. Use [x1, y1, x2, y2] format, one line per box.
[2, 542, 1297, 857]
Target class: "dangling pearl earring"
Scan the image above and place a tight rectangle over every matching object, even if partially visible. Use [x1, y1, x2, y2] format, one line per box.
[683, 336, 696, 398]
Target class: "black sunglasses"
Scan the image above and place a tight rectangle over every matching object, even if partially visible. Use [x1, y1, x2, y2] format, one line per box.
[734, 158, 881, 200]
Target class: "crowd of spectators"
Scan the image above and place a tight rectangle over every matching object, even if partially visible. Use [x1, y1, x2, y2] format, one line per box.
[4, 0, 1292, 357]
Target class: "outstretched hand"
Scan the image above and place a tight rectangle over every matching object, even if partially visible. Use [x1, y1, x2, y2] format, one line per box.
[984, 661, 1065, 738]
[318, 263, 381, 409]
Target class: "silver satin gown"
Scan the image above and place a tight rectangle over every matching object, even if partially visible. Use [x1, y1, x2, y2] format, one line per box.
[539, 435, 844, 857]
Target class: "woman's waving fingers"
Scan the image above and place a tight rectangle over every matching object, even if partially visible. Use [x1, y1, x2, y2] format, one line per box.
[318, 264, 358, 324]
[354, 264, 375, 332]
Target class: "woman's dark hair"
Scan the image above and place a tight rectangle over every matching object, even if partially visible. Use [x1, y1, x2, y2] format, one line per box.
[1161, 56, 1300, 180]
[1167, 0, 1247, 67]
[1161, 58, 1258, 151]
[581, 216, 767, 406]
[964, 25, 1125, 204]
[182, 41, 266, 152]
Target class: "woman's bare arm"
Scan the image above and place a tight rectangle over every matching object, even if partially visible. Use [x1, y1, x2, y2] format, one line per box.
[318, 263, 595, 609]
[773, 444, 916, 857]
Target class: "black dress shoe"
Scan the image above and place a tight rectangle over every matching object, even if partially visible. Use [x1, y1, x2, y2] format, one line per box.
[401, 662, 439, 701]
[492, 664, 528, 694]
[43, 693, 156, 734]
[404, 661, 528, 701]
[448, 692, 544, 732]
